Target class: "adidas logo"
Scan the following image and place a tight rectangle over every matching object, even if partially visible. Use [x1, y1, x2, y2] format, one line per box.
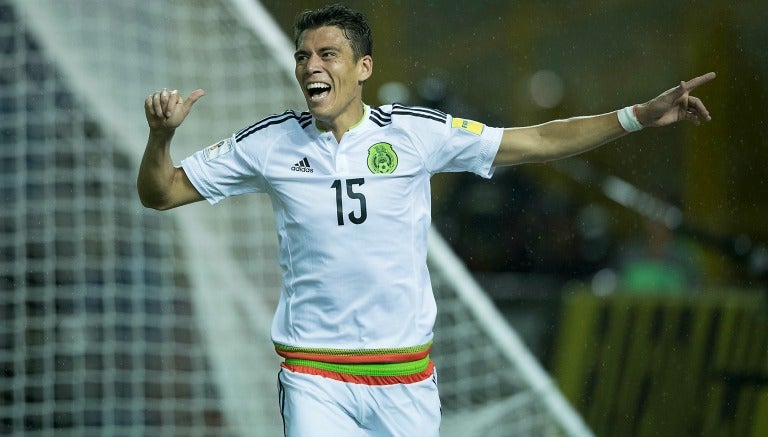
[291, 157, 313, 173]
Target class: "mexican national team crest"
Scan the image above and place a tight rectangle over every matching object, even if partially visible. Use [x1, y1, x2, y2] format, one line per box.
[367, 142, 398, 174]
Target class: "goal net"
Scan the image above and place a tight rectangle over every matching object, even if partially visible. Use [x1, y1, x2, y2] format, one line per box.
[1, 0, 591, 435]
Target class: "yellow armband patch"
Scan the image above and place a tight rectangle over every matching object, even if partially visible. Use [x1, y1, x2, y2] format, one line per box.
[451, 118, 484, 135]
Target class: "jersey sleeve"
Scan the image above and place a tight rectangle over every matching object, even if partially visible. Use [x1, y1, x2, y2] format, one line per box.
[421, 114, 503, 178]
[180, 133, 267, 205]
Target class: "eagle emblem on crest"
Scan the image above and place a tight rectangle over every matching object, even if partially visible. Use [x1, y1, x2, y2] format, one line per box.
[367, 142, 398, 174]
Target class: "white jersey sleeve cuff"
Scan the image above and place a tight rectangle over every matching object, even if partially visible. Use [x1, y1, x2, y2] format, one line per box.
[475, 126, 504, 179]
[180, 154, 225, 205]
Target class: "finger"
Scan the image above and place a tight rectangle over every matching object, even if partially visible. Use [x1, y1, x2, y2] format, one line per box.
[685, 110, 701, 126]
[152, 92, 164, 119]
[687, 96, 711, 121]
[184, 89, 206, 111]
[681, 71, 716, 93]
[145, 94, 156, 116]
[159, 88, 171, 116]
[165, 90, 180, 117]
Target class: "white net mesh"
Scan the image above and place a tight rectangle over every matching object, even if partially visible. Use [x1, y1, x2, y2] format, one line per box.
[1, 0, 590, 435]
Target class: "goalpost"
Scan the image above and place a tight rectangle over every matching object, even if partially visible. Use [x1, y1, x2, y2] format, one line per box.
[2, 0, 591, 435]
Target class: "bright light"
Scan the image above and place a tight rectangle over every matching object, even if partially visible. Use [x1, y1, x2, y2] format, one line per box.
[529, 69, 564, 108]
[378, 81, 411, 104]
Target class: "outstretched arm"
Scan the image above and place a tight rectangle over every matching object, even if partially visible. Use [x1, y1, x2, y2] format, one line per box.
[493, 72, 716, 166]
[137, 88, 206, 210]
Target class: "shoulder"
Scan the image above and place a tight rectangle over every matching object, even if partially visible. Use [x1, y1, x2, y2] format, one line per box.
[369, 104, 448, 128]
[234, 109, 312, 143]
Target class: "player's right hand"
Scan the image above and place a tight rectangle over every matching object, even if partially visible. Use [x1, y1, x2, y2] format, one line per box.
[144, 88, 205, 131]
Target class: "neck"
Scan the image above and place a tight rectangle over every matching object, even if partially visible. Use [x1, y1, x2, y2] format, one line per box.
[316, 101, 366, 142]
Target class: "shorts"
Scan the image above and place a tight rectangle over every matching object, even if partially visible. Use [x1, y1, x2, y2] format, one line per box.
[277, 366, 441, 436]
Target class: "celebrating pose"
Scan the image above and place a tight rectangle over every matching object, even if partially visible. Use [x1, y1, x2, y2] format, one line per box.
[138, 4, 714, 436]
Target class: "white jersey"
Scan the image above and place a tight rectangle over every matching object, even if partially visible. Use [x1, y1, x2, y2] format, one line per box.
[181, 104, 502, 357]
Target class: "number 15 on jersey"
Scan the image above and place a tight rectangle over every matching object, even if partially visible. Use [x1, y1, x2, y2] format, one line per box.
[331, 178, 367, 226]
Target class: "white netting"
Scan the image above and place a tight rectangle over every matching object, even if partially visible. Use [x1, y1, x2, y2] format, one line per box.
[1, 0, 590, 435]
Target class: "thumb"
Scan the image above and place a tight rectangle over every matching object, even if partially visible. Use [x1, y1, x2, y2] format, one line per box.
[667, 81, 688, 100]
[183, 89, 206, 111]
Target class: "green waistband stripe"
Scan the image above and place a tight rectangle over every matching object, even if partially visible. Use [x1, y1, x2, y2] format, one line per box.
[285, 356, 431, 377]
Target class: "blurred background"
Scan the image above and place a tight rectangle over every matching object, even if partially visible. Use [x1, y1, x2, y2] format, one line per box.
[2, 0, 767, 435]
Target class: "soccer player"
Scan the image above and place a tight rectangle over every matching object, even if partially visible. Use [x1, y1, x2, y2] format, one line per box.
[137, 4, 715, 436]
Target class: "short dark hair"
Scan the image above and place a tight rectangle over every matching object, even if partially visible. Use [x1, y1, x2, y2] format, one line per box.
[293, 4, 372, 60]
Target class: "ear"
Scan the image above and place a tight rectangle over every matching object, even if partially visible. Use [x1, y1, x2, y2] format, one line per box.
[357, 55, 373, 84]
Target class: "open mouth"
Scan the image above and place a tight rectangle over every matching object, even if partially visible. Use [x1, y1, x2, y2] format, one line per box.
[306, 82, 331, 101]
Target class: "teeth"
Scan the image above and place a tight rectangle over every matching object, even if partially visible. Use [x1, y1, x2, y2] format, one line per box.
[307, 82, 330, 90]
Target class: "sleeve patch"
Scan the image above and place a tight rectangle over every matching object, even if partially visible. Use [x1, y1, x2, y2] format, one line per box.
[451, 118, 484, 135]
[203, 138, 233, 161]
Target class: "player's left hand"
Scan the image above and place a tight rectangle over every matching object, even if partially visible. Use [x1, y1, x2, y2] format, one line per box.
[636, 72, 716, 128]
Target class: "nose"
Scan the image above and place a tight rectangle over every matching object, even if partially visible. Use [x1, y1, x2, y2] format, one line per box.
[305, 53, 323, 74]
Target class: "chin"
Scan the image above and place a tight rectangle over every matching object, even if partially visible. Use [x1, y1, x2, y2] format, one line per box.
[307, 107, 324, 119]
[307, 105, 332, 121]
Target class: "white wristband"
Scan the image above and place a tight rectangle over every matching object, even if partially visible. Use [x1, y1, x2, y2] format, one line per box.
[617, 105, 644, 132]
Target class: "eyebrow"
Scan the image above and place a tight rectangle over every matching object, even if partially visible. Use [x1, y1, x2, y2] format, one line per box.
[294, 45, 342, 58]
